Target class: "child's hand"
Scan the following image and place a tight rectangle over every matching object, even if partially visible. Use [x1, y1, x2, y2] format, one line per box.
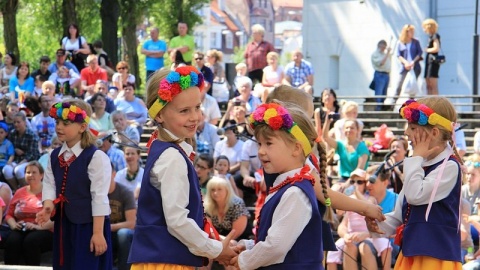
[229, 255, 240, 269]
[410, 128, 439, 159]
[360, 204, 386, 222]
[90, 233, 107, 256]
[215, 230, 237, 264]
[365, 217, 385, 234]
[36, 201, 54, 225]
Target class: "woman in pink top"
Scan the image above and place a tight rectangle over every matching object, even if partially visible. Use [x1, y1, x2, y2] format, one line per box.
[4, 161, 54, 266]
[260, 52, 284, 102]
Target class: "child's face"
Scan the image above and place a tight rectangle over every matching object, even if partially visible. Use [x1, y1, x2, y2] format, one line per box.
[267, 57, 277, 66]
[345, 108, 358, 119]
[215, 159, 230, 174]
[42, 85, 54, 96]
[112, 114, 127, 131]
[40, 61, 50, 71]
[58, 69, 68, 78]
[0, 129, 7, 140]
[256, 131, 301, 174]
[157, 87, 201, 140]
[236, 67, 247, 76]
[466, 166, 480, 187]
[51, 138, 62, 149]
[55, 120, 85, 147]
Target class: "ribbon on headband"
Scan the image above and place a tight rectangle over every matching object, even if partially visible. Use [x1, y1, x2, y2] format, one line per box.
[249, 103, 312, 157]
[148, 66, 205, 119]
[399, 99, 453, 132]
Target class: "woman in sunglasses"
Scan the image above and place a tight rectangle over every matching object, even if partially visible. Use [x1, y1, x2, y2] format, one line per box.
[112, 61, 135, 98]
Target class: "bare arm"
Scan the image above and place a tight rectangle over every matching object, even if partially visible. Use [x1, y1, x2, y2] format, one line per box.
[230, 215, 248, 240]
[111, 209, 136, 232]
[356, 154, 368, 170]
[322, 114, 337, 150]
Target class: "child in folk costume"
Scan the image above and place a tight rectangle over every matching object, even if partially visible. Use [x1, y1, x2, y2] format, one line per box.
[367, 97, 463, 270]
[37, 99, 113, 269]
[128, 66, 236, 270]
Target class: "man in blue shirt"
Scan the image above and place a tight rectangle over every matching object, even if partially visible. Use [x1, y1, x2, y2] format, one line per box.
[283, 50, 314, 95]
[141, 28, 167, 80]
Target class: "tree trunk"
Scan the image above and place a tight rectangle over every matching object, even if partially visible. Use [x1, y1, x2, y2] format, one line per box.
[100, 0, 120, 65]
[120, 0, 140, 89]
[62, 0, 77, 37]
[0, 0, 19, 61]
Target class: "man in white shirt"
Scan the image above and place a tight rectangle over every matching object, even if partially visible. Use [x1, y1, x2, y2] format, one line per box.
[370, 40, 392, 111]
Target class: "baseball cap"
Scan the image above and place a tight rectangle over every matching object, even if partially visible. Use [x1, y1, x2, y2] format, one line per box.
[56, 49, 66, 56]
[350, 168, 366, 179]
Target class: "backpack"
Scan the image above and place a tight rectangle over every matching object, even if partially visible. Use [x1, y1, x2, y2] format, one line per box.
[99, 53, 114, 69]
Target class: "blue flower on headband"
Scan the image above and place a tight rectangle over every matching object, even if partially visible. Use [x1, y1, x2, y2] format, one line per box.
[166, 71, 180, 83]
[190, 71, 198, 86]
[418, 111, 428, 125]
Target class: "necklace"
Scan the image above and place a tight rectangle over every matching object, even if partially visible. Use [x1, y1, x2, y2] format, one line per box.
[126, 168, 139, 182]
[268, 165, 315, 194]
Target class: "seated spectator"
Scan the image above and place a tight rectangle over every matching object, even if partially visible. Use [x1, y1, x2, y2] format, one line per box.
[114, 82, 148, 135]
[259, 52, 284, 102]
[323, 115, 369, 183]
[314, 88, 340, 137]
[204, 176, 251, 241]
[38, 135, 62, 171]
[233, 63, 247, 95]
[93, 40, 114, 78]
[214, 155, 239, 196]
[89, 93, 114, 133]
[236, 124, 260, 203]
[48, 66, 80, 98]
[0, 122, 14, 180]
[0, 53, 18, 94]
[386, 136, 408, 193]
[30, 56, 52, 82]
[114, 146, 144, 194]
[30, 95, 56, 152]
[47, 48, 79, 75]
[283, 50, 314, 95]
[97, 131, 126, 172]
[194, 51, 213, 95]
[9, 62, 35, 103]
[219, 100, 249, 139]
[111, 110, 140, 145]
[463, 154, 480, 215]
[4, 161, 53, 266]
[33, 75, 46, 98]
[232, 76, 261, 115]
[111, 61, 135, 99]
[199, 81, 221, 126]
[455, 128, 467, 158]
[194, 153, 214, 196]
[332, 100, 364, 141]
[108, 164, 136, 270]
[461, 198, 474, 264]
[3, 113, 40, 190]
[195, 109, 220, 155]
[81, 54, 108, 98]
[213, 120, 244, 176]
[85, 80, 116, 113]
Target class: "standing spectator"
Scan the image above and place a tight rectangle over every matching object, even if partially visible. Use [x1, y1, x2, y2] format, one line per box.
[194, 51, 214, 95]
[61, 23, 91, 72]
[283, 50, 314, 95]
[81, 55, 108, 98]
[141, 27, 167, 80]
[4, 161, 53, 266]
[3, 113, 40, 190]
[112, 61, 136, 99]
[0, 53, 18, 93]
[422, 18, 441, 96]
[394, 24, 422, 101]
[244, 24, 275, 84]
[371, 40, 392, 111]
[97, 132, 127, 172]
[30, 95, 56, 152]
[108, 165, 136, 270]
[169, 22, 195, 64]
[31, 56, 52, 82]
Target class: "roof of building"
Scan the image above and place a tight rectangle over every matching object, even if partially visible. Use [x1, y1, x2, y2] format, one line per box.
[211, 0, 240, 32]
[272, 0, 303, 9]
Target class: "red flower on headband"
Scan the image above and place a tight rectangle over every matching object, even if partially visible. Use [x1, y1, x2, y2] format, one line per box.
[176, 66, 197, 76]
[170, 83, 182, 97]
[269, 115, 284, 130]
[158, 88, 173, 102]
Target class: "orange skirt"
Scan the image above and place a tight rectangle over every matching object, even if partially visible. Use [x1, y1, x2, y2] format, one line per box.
[130, 263, 195, 270]
[394, 251, 462, 270]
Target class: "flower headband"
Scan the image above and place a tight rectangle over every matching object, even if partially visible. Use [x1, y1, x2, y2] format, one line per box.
[148, 66, 205, 118]
[249, 103, 312, 157]
[399, 99, 453, 132]
[49, 102, 90, 124]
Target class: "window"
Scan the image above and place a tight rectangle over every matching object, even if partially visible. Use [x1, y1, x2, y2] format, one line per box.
[225, 32, 233, 49]
[210, 31, 221, 49]
[329, 55, 339, 90]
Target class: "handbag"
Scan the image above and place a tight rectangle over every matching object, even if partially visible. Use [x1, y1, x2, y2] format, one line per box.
[431, 54, 446, 65]
[401, 69, 419, 95]
[369, 78, 375, 90]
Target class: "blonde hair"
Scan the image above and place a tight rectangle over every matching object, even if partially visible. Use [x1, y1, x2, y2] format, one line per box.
[204, 176, 237, 216]
[399, 24, 415, 44]
[145, 69, 195, 146]
[42, 81, 55, 92]
[62, 99, 96, 149]
[235, 62, 247, 71]
[253, 103, 332, 222]
[207, 49, 223, 62]
[415, 96, 462, 164]
[340, 100, 358, 117]
[422, 18, 438, 35]
[251, 24, 265, 35]
[266, 51, 279, 61]
[116, 60, 129, 70]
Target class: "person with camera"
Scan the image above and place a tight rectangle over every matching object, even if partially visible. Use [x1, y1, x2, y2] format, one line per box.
[422, 18, 441, 95]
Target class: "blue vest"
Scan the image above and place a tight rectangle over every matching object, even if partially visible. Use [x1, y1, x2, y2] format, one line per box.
[402, 156, 461, 262]
[51, 146, 96, 224]
[128, 140, 204, 266]
[257, 179, 323, 270]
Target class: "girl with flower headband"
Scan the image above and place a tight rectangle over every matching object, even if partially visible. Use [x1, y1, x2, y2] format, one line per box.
[366, 96, 463, 270]
[229, 102, 327, 269]
[36, 99, 113, 269]
[128, 66, 237, 270]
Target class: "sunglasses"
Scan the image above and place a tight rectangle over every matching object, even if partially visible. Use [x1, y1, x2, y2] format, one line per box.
[118, 67, 127, 70]
[195, 58, 203, 61]
[195, 164, 209, 170]
[350, 180, 367, 185]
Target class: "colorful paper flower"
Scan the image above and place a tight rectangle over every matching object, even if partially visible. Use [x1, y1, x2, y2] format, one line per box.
[268, 115, 284, 130]
[399, 99, 453, 131]
[49, 102, 90, 124]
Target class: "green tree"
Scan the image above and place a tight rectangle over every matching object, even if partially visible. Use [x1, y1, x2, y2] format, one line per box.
[149, 0, 208, 39]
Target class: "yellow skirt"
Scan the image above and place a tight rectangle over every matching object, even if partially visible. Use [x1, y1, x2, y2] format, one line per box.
[130, 263, 195, 270]
[394, 251, 462, 270]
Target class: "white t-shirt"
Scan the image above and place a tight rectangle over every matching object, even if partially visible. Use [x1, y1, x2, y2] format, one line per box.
[114, 167, 145, 194]
[62, 36, 87, 51]
[112, 73, 136, 85]
[214, 139, 245, 167]
[201, 94, 221, 122]
[262, 65, 283, 85]
[240, 137, 261, 172]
